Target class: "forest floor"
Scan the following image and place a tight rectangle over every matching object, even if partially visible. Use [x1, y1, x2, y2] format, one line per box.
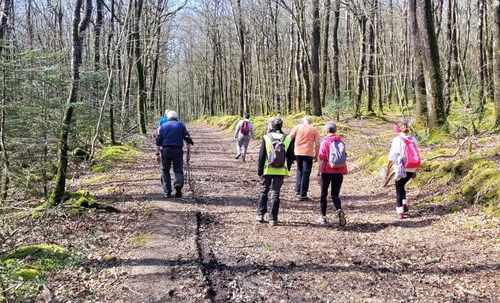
[68, 117, 498, 303]
[6, 118, 497, 302]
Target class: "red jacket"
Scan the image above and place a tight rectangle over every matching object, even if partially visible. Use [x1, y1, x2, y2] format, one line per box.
[318, 134, 348, 175]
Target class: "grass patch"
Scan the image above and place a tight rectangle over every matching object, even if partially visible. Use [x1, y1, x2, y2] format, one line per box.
[0, 244, 83, 301]
[91, 145, 139, 173]
[356, 149, 387, 173]
[129, 233, 152, 247]
[83, 174, 112, 185]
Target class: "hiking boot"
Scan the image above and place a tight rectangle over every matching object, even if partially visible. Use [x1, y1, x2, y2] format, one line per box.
[318, 216, 328, 226]
[337, 210, 347, 227]
[269, 219, 278, 226]
[403, 200, 409, 213]
[256, 214, 265, 223]
[174, 187, 182, 198]
[403, 204, 409, 213]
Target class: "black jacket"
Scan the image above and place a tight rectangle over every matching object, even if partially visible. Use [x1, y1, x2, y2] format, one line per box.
[257, 131, 295, 176]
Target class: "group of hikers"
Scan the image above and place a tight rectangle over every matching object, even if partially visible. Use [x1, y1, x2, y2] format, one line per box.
[155, 110, 421, 226]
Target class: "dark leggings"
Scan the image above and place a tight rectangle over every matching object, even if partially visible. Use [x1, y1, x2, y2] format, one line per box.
[320, 173, 343, 216]
[395, 172, 415, 207]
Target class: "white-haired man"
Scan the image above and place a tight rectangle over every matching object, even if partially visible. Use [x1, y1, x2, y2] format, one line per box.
[156, 111, 194, 198]
[290, 116, 320, 201]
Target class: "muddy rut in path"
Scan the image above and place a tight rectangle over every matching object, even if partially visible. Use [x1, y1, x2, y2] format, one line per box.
[109, 123, 498, 303]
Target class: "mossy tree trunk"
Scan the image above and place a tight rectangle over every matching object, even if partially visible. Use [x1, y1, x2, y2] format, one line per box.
[51, 0, 92, 205]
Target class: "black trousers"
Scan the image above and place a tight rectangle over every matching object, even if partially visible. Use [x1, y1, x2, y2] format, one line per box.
[395, 172, 415, 207]
[295, 156, 314, 197]
[320, 173, 343, 216]
[257, 175, 284, 221]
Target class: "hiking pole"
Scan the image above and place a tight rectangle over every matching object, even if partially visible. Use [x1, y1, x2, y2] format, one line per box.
[185, 145, 196, 196]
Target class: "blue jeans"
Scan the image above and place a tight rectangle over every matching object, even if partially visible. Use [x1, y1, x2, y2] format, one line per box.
[161, 146, 184, 194]
[295, 156, 313, 197]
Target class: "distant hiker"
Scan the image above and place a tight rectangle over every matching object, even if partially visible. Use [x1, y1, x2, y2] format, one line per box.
[257, 117, 295, 226]
[234, 113, 254, 162]
[384, 120, 421, 219]
[156, 111, 194, 198]
[290, 116, 321, 201]
[155, 111, 170, 136]
[317, 122, 347, 226]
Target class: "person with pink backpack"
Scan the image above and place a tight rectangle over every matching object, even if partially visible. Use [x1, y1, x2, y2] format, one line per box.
[384, 120, 422, 219]
[317, 122, 347, 226]
[234, 113, 254, 162]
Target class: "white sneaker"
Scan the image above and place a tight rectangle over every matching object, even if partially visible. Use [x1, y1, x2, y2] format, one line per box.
[318, 216, 328, 225]
[256, 214, 264, 223]
[269, 220, 277, 226]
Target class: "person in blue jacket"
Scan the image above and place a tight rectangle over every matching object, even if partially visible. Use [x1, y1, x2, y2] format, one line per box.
[156, 111, 194, 198]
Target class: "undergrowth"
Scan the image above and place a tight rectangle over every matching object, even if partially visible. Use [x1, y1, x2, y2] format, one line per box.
[416, 145, 500, 217]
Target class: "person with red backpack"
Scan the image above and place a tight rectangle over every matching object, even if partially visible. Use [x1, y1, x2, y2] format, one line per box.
[234, 113, 254, 162]
[384, 120, 421, 219]
[317, 122, 347, 226]
[256, 117, 295, 226]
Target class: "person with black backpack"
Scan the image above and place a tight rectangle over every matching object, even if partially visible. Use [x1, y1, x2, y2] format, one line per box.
[256, 117, 295, 226]
[234, 113, 254, 162]
[317, 122, 347, 226]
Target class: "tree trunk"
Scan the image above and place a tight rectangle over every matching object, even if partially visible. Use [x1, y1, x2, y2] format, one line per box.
[331, 0, 341, 112]
[310, 0, 322, 116]
[133, 0, 147, 135]
[409, 0, 427, 125]
[51, 0, 92, 205]
[94, 0, 104, 70]
[321, 0, 331, 107]
[494, 0, 500, 128]
[0, 0, 11, 203]
[236, 0, 247, 115]
[367, 0, 377, 114]
[416, 0, 446, 128]
[355, 15, 367, 118]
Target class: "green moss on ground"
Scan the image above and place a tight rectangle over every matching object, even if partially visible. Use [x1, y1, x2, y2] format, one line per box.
[416, 146, 500, 217]
[91, 145, 139, 173]
[0, 244, 82, 301]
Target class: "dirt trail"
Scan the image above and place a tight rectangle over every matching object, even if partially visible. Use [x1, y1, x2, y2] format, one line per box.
[104, 122, 498, 303]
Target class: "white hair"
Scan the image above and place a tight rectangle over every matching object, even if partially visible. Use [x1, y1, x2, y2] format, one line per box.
[302, 116, 312, 125]
[166, 111, 178, 120]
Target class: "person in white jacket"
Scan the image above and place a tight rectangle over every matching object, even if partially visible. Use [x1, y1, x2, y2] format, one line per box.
[233, 113, 254, 162]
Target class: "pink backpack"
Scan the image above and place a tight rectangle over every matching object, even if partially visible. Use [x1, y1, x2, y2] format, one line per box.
[403, 137, 421, 169]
